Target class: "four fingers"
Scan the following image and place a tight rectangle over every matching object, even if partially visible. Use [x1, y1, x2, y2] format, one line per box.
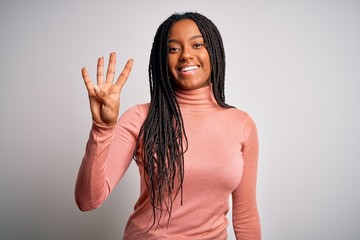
[81, 52, 133, 95]
[81, 52, 132, 125]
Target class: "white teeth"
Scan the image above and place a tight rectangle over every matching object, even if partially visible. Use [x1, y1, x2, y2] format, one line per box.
[181, 66, 198, 72]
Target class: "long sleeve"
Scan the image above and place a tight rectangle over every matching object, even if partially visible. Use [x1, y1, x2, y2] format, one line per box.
[75, 105, 143, 211]
[232, 115, 261, 239]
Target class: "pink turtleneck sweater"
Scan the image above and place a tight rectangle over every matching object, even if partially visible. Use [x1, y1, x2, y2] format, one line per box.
[75, 85, 261, 239]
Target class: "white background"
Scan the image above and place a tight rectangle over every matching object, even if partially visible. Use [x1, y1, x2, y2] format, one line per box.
[1, 0, 359, 239]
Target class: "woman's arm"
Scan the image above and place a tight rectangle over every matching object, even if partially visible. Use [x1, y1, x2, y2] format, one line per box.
[232, 115, 261, 239]
[75, 105, 142, 211]
[75, 52, 135, 211]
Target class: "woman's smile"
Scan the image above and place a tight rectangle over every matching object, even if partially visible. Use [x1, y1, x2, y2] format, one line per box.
[168, 19, 211, 90]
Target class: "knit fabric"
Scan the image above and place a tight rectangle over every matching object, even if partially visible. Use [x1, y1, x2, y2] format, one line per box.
[75, 85, 261, 239]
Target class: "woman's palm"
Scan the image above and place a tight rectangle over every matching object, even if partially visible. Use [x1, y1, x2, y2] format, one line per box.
[82, 52, 133, 127]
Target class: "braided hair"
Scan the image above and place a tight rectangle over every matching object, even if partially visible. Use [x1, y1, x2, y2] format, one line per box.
[134, 12, 233, 230]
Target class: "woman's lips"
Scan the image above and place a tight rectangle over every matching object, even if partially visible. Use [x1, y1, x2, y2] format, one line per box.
[179, 65, 199, 72]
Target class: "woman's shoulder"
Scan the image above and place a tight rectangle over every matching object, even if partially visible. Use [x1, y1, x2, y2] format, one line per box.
[223, 107, 257, 130]
[118, 103, 150, 124]
[122, 103, 149, 116]
[225, 107, 254, 120]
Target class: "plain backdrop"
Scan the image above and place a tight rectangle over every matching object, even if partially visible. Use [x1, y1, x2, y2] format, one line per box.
[1, 0, 359, 239]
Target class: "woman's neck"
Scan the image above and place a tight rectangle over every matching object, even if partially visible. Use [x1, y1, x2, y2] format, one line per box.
[174, 84, 220, 111]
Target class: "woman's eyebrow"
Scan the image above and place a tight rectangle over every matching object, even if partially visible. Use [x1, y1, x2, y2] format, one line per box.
[168, 35, 203, 43]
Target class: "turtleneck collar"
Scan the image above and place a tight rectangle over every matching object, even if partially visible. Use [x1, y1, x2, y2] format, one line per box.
[174, 84, 220, 111]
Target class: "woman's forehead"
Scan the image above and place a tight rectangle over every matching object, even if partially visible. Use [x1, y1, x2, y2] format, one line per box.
[169, 19, 202, 39]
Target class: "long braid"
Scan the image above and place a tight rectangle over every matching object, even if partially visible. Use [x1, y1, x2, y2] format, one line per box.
[189, 13, 231, 108]
[134, 12, 233, 231]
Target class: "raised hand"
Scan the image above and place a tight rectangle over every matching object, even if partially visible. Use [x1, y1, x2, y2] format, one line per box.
[81, 52, 133, 127]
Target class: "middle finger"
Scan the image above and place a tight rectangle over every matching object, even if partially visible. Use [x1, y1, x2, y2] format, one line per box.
[97, 56, 104, 85]
[106, 52, 116, 84]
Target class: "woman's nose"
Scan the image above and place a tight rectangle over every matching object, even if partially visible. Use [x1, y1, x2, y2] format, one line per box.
[180, 47, 194, 61]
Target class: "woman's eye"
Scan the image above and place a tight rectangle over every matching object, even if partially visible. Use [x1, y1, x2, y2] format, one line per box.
[168, 47, 179, 53]
[194, 43, 204, 48]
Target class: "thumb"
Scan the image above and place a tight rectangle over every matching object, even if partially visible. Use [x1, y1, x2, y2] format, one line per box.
[93, 86, 114, 107]
[93, 86, 107, 100]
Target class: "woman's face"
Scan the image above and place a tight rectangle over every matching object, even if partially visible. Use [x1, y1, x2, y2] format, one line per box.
[168, 19, 211, 90]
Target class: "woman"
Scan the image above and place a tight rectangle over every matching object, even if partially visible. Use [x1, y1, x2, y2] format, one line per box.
[75, 12, 261, 239]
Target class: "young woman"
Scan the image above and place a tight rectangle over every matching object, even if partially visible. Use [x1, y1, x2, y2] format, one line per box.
[75, 12, 261, 239]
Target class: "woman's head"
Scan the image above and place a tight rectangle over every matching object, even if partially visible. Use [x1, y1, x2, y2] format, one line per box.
[168, 19, 211, 90]
[149, 12, 229, 106]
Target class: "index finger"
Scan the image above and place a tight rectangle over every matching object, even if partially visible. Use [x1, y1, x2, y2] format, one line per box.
[115, 59, 133, 91]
